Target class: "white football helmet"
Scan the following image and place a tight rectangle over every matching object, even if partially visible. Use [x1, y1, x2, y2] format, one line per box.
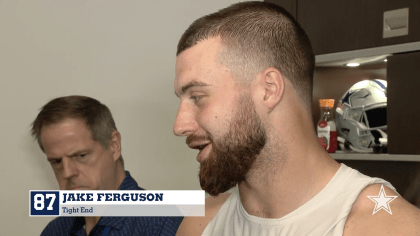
[336, 79, 387, 153]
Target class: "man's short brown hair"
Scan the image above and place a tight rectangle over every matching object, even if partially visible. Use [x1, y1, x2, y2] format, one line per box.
[31, 95, 123, 165]
[177, 1, 315, 108]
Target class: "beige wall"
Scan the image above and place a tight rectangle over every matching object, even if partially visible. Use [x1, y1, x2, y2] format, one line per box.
[0, 0, 250, 235]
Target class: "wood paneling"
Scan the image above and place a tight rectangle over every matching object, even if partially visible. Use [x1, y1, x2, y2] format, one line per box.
[387, 51, 420, 154]
[298, 0, 420, 55]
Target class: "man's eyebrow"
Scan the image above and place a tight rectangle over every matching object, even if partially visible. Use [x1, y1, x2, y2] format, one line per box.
[46, 149, 91, 161]
[68, 149, 90, 157]
[175, 81, 210, 97]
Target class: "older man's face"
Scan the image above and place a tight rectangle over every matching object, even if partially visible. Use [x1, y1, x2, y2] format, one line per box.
[41, 118, 120, 190]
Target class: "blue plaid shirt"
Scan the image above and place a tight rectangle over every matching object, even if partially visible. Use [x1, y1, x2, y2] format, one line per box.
[40, 171, 183, 236]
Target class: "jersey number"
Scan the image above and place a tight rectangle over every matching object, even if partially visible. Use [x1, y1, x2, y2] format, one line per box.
[34, 193, 56, 210]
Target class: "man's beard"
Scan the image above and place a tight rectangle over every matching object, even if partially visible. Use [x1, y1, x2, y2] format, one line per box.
[188, 95, 267, 196]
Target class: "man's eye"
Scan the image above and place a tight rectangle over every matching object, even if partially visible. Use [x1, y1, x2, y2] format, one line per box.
[51, 159, 62, 165]
[79, 154, 86, 158]
[191, 95, 203, 103]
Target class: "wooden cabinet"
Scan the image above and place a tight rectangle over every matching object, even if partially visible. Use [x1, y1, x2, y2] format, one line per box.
[313, 52, 420, 156]
[267, 0, 420, 155]
[387, 51, 420, 154]
[297, 0, 420, 55]
[266, 0, 420, 55]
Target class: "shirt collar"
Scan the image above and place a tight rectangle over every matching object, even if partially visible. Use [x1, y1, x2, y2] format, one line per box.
[118, 171, 143, 191]
[70, 171, 144, 233]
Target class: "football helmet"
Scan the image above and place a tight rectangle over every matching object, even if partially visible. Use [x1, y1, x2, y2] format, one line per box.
[336, 79, 387, 153]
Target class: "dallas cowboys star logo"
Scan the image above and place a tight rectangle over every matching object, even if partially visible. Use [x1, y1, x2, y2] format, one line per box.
[367, 184, 398, 215]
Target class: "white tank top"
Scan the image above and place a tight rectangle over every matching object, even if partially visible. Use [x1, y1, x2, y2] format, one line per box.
[202, 164, 395, 236]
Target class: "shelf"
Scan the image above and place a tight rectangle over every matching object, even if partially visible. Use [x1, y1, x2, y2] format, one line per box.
[315, 41, 420, 65]
[331, 152, 420, 162]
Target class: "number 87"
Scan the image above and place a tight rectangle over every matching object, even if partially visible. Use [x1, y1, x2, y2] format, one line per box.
[34, 194, 56, 210]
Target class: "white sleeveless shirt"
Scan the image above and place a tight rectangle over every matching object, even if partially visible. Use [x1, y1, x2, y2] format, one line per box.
[202, 164, 395, 236]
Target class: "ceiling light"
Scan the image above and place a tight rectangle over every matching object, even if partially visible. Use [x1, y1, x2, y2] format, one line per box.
[384, 59, 388, 62]
[346, 63, 360, 67]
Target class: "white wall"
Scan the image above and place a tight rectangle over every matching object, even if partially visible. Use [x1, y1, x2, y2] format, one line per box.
[0, 0, 250, 235]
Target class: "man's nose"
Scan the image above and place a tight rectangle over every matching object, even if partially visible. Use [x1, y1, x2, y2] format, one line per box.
[173, 102, 198, 137]
[62, 157, 78, 179]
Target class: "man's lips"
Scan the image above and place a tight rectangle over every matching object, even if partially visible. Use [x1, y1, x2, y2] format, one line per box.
[194, 143, 212, 162]
[188, 141, 211, 151]
[186, 136, 212, 162]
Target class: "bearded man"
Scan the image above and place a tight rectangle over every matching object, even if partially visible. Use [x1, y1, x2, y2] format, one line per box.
[172, 1, 420, 235]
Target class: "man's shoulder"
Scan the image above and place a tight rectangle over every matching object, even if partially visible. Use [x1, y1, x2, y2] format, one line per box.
[41, 217, 77, 236]
[343, 183, 420, 236]
[176, 192, 232, 236]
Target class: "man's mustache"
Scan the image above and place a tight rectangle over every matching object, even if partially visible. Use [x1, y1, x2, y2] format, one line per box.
[186, 133, 213, 146]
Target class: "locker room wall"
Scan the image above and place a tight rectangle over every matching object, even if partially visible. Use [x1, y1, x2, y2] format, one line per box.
[0, 0, 250, 235]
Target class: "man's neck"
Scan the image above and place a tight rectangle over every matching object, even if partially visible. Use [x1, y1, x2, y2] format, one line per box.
[238, 139, 340, 219]
[115, 168, 127, 190]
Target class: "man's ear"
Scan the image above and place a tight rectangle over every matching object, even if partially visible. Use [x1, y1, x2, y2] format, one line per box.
[254, 67, 285, 112]
[109, 130, 122, 162]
